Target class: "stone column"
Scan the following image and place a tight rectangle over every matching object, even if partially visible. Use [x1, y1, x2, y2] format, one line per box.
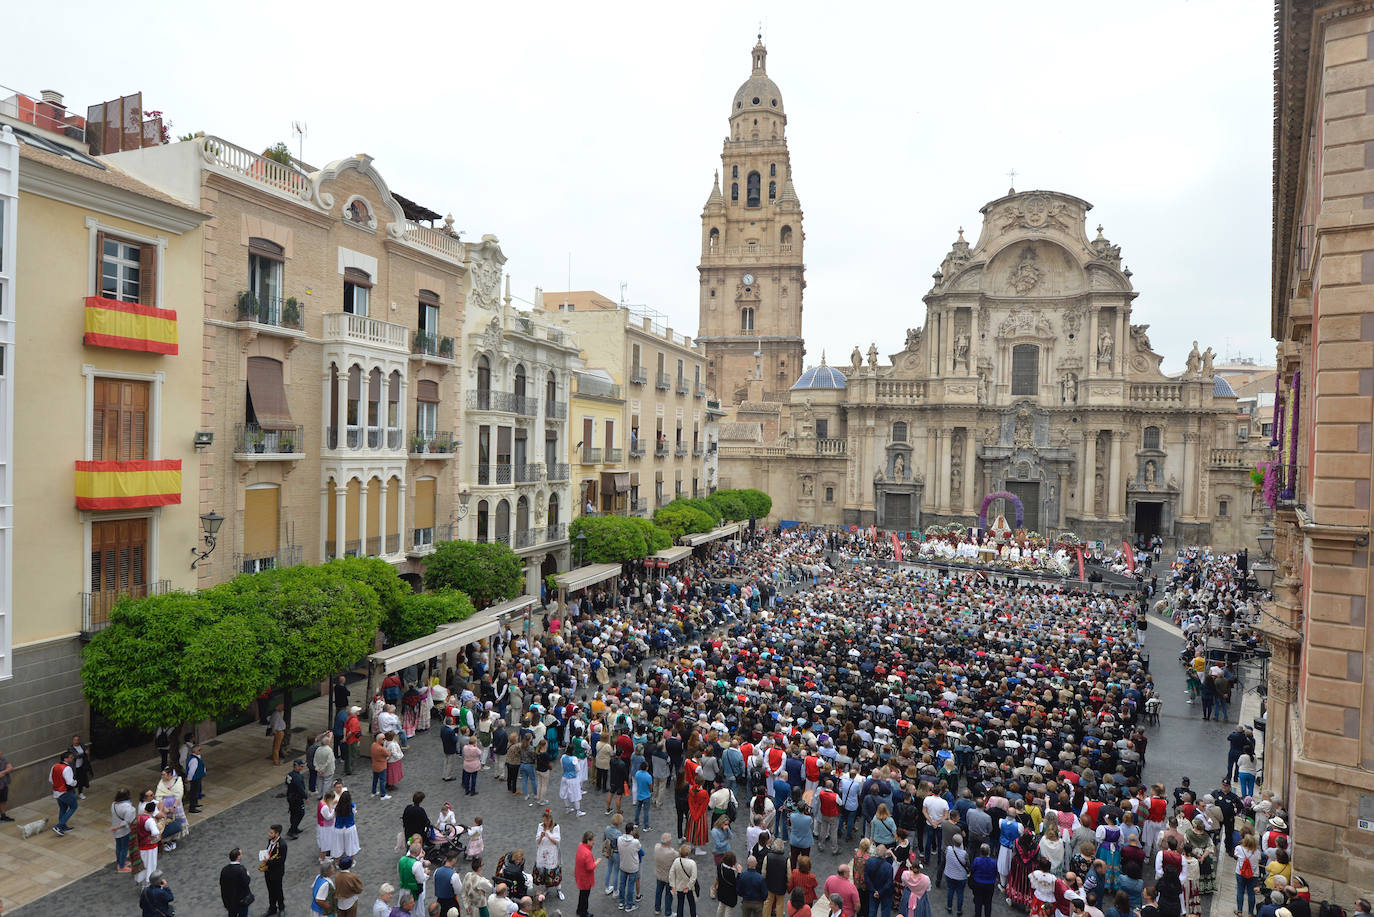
[321, 369, 333, 452]
[1088, 310, 1100, 375]
[378, 478, 389, 555]
[938, 430, 953, 515]
[358, 481, 369, 556]
[1116, 310, 1128, 377]
[335, 367, 348, 449]
[397, 481, 408, 551]
[319, 485, 330, 562]
[1109, 433, 1123, 521]
[1082, 434, 1096, 517]
[1057, 471, 1068, 528]
[334, 484, 347, 560]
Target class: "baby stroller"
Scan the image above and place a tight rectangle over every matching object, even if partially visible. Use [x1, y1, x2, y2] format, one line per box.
[422, 822, 468, 865]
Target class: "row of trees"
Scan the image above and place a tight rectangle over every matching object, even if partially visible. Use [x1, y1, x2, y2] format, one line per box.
[569, 488, 771, 564]
[82, 543, 525, 734]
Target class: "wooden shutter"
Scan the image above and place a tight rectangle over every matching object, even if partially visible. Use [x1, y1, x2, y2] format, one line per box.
[416, 380, 440, 403]
[138, 243, 157, 306]
[343, 267, 372, 287]
[92, 378, 149, 461]
[413, 478, 435, 529]
[247, 237, 285, 260]
[246, 357, 294, 430]
[243, 487, 281, 555]
[91, 518, 147, 598]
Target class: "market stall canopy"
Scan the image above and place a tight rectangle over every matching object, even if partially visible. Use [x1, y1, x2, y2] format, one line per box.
[683, 523, 741, 547]
[554, 563, 622, 593]
[368, 594, 535, 674]
[653, 545, 693, 564]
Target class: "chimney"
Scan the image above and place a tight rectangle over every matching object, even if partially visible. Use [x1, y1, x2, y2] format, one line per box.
[39, 89, 64, 109]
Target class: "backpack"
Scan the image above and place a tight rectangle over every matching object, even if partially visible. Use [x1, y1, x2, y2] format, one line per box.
[1239, 856, 1254, 879]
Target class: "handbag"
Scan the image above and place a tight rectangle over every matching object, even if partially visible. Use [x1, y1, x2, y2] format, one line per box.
[242, 890, 256, 906]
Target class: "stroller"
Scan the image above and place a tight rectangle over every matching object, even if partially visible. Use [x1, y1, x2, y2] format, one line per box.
[421, 821, 468, 865]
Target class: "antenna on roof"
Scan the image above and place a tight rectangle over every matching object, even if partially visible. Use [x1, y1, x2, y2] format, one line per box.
[291, 121, 308, 162]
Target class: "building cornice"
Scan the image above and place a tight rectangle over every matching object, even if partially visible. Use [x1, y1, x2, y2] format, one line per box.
[1295, 505, 1370, 547]
[19, 160, 205, 234]
[205, 172, 333, 229]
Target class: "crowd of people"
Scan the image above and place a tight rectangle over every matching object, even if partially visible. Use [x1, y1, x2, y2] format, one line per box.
[58, 525, 1334, 917]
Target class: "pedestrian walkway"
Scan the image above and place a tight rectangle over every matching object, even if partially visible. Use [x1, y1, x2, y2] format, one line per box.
[0, 692, 334, 912]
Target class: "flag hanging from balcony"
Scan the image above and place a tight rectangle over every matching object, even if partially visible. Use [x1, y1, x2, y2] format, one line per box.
[83, 296, 178, 354]
[75, 460, 182, 509]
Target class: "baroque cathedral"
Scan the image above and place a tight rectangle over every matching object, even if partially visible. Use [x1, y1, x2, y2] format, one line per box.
[706, 39, 1269, 549]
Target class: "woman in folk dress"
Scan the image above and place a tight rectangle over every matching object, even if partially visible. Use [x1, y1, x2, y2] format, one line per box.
[316, 791, 336, 862]
[535, 810, 564, 900]
[333, 788, 360, 859]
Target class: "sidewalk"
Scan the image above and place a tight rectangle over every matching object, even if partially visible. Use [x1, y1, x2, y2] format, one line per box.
[0, 691, 333, 912]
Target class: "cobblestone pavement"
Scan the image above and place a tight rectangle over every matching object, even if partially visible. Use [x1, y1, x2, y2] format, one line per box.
[15, 611, 1231, 917]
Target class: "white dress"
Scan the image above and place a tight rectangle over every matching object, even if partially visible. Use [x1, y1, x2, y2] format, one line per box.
[333, 801, 360, 858]
[316, 801, 336, 855]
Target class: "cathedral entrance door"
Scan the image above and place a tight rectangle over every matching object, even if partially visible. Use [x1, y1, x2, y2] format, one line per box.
[1006, 481, 1040, 532]
[1134, 501, 1162, 542]
[883, 492, 912, 532]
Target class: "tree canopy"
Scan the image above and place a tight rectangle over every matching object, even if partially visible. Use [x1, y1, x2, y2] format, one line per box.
[386, 589, 478, 645]
[653, 503, 716, 541]
[422, 540, 523, 608]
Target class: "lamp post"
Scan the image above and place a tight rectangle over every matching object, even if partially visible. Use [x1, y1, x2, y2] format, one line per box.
[1252, 524, 1276, 594]
[574, 532, 587, 568]
[456, 487, 472, 520]
[190, 510, 225, 569]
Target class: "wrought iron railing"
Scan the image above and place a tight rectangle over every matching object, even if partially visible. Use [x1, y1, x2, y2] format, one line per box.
[515, 463, 541, 483]
[656, 372, 672, 390]
[547, 463, 570, 481]
[409, 431, 454, 454]
[234, 544, 303, 574]
[495, 463, 512, 484]
[546, 400, 568, 419]
[82, 579, 171, 633]
[581, 447, 603, 464]
[606, 448, 623, 463]
[235, 423, 304, 455]
[545, 523, 567, 542]
[630, 368, 647, 385]
[655, 442, 669, 457]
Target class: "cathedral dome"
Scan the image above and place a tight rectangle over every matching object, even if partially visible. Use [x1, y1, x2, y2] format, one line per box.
[732, 40, 784, 118]
[1213, 375, 1237, 398]
[791, 362, 847, 391]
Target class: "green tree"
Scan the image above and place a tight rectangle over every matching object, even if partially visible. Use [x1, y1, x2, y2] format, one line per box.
[207, 565, 382, 729]
[261, 142, 293, 166]
[82, 591, 279, 731]
[570, 515, 647, 563]
[385, 589, 477, 644]
[422, 540, 523, 608]
[707, 491, 750, 522]
[636, 517, 674, 552]
[329, 556, 412, 640]
[732, 488, 772, 518]
[654, 504, 716, 541]
[674, 497, 724, 524]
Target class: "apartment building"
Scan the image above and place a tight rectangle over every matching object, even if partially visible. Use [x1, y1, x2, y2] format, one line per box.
[544, 292, 711, 511]
[457, 242, 577, 593]
[0, 92, 207, 802]
[110, 135, 468, 588]
[568, 369, 631, 516]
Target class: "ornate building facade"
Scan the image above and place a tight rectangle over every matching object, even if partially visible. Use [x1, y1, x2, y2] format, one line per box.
[696, 39, 806, 405]
[719, 188, 1270, 549]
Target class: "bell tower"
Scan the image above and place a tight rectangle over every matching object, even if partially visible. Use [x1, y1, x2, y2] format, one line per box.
[697, 37, 806, 405]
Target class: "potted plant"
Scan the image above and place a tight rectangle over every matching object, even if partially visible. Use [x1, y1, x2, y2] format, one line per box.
[411, 433, 426, 453]
[250, 428, 267, 453]
[413, 329, 432, 355]
[1250, 464, 1266, 494]
[282, 297, 301, 329]
[278, 435, 295, 454]
[237, 290, 259, 321]
[439, 336, 454, 359]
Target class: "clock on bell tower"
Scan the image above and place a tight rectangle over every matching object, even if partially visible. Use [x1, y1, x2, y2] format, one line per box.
[696, 36, 806, 405]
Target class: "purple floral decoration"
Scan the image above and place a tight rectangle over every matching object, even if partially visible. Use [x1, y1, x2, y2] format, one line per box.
[1270, 373, 1283, 449]
[1281, 371, 1300, 501]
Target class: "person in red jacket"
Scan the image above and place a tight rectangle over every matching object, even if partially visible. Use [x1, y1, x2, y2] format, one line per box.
[574, 830, 602, 917]
[817, 781, 842, 854]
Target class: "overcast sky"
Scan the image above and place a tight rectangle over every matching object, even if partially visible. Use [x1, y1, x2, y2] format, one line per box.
[8, 0, 1274, 375]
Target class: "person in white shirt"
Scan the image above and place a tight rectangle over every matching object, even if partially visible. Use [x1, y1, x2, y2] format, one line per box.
[923, 792, 950, 865]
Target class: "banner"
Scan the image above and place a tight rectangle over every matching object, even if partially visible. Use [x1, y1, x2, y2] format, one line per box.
[75, 459, 182, 510]
[1074, 545, 1086, 581]
[1122, 541, 1136, 574]
[84, 296, 178, 354]
[890, 532, 903, 562]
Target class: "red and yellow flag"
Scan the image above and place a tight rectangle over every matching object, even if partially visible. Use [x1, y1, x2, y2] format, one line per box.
[75, 460, 182, 510]
[83, 296, 178, 354]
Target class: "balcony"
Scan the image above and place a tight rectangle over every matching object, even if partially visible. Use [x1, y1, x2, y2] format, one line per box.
[546, 400, 568, 419]
[494, 463, 512, 485]
[235, 292, 303, 332]
[606, 447, 623, 463]
[322, 312, 409, 353]
[234, 544, 303, 574]
[515, 463, 542, 483]
[1130, 383, 1184, 404]
[695, 385, 706, 398]
[410, 330, 456, 363]
[675, 444, 688, 457]
[581, 447, 603, 464]
[547, 463, 570, 482]
[234, 423, 305, 459]
[83, 295, 178, 355]
[514, 528, 541, 549]
[693, 444, 704, 457]
[409, 431, 455, 457]
[629, 444, 645, 459]
[1209, 448, 1250, 469]
[631, 499, 648, 514]
[82, 579, 170, 634]
[408, 523, 452, 557]
[656, 372, 672, 390]
[465, 391, 537, 415]
[630, 367, 647, 386]
[655, 442, 669, 458]
[546, 522, 568, 542]
[676, 378, 689, 395]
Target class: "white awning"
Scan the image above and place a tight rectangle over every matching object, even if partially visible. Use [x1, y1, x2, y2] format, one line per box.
[652, 546, 693, 564]
[554, 562, 622, 592]
[368, 595, 532, 674]
[683, 523, 741, 547]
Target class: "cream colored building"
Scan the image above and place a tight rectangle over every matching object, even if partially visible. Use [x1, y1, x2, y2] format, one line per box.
[110, 135, 469, 589]
[568, 368, 632, 517]
[457, 245, 578, 593]
[718, 188, 1270, 550]
[544, 291, 712, 511]
[1262, 0, 1374, 900]
[0, 94, 207, 802]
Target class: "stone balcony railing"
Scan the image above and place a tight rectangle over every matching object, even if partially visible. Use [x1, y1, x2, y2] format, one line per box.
[1130, 383, 1184, 403]
[323, 312, 409, 352]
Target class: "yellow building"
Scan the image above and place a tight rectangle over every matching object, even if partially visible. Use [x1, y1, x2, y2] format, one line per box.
[0, 93, 207, 803]
[544, 291, 712, 511]
[569, 368, 633, 517]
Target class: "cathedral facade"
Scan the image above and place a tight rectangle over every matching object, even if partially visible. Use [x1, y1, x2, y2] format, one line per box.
[717, 187, 1270, 548]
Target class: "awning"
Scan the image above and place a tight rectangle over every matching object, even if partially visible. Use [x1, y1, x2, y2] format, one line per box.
[683, 523, 741, 547]
[487, 595, 537, 620]
[369, 606, 502, 674]
[651, 545, 692, 565]
[554, 562, 621, 593]
[601, 471, 631, 493]
[246, 356, 294, 430]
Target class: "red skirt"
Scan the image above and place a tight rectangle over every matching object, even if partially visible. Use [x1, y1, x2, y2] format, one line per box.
[387, 760, 403, 787]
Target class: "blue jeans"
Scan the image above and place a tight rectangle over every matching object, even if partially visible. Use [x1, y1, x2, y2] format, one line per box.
[945, 878, 965, 913]
[56, 791, 77, 829]
[372, 770, 388, 795]
[840, 809, 859, 838]
[607, 857, 620, 892]
[1235, 875, 1256, 915]
[677, 892, 698, 917]
[1215, 697, 1230, 721]
[620, 871, 639, 909]
[774, 811, 790, 841]
[463, 770, 478, 794]
[115, 834, 131, 868]
[521, 763, 537, 796]
[1239, 772, 1256, 797]
[924, 828, 942, 862]
[655, 879, 674, 916]
[635, 797, 652, 828]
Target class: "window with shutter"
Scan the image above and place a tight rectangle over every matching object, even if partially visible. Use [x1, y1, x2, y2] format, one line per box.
[1011, 344, 1039, 396]
[90, 518, 149, 607]
[92, 378, 150, 461]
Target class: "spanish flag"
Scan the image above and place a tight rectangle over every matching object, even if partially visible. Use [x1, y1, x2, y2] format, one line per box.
[75, 460, 182, 510]
[83, 296, 178, 354]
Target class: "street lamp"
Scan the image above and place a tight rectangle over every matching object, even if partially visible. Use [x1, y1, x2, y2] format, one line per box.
[1252, 524, 1277, 593]
[456, 487, 472, 520]
[190, 510, 225, 569]
[574, 532, 587, 567]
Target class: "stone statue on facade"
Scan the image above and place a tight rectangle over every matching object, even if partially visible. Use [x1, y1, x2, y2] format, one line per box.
[851, 346, 863, 372]
[1013, 408, 1034, 447]
[1061, 372, 1078, 405]
[976, 370, 989, 404]
[1185, 341, 1202, 377]
[867, 343, 879, 369]
[1202, 347, 1216, 378]
[1097, 328, 1114, 368]
[893, 453, 905, 480]
[953, 332, 970, 370]
[905, 327, 921, 351]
